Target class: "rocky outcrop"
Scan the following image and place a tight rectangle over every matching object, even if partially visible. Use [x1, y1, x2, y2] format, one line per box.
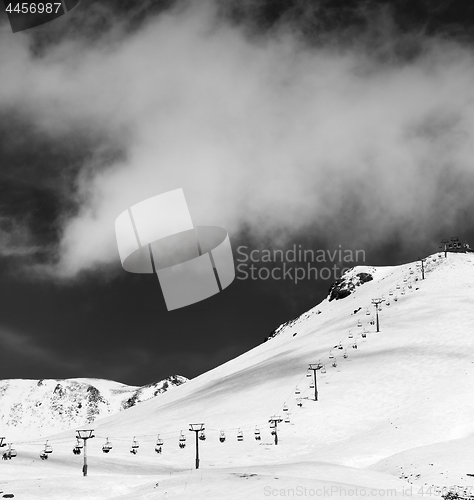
[328, 271, 373, 301]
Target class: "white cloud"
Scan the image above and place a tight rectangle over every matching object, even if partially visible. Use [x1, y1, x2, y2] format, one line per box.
[1, 3, 474, 277]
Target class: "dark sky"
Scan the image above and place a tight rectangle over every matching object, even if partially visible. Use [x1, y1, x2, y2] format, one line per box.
[1, 0, 474, 386]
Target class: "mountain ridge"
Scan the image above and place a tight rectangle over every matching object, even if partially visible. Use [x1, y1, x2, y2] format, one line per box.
[0, 374, 188, 439]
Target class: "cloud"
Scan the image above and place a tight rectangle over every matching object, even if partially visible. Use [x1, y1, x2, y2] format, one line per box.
[0, 217, 40, 257]
[1, 2, 474, 278]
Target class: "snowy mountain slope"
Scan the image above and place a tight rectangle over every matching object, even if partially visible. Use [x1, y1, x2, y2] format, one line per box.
[3, 252, 474, 499]
[86, 255, 473, 450]
[0, 375, 187, 439]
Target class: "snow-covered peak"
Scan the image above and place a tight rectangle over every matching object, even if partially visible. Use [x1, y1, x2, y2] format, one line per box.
[0, 375, 187, 440]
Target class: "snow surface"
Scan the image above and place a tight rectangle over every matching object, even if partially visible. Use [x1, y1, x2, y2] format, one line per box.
[2, 253, 474, 499]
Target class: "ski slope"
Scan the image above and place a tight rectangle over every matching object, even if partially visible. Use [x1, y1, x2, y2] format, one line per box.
[2, 252, 474, 499]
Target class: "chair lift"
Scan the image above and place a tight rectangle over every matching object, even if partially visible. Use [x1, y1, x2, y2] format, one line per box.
[294, 386, 300, 395]
[389, 289, 393, 295]
[237, 429, 244, 442]
[338, 343, 343, 350]
[8, 445, 16, 458]
[102, 438, 112, 453]
[179, 432, 186, 449]
[332, 360, 337, 367]
[44, 440, 53, 454]
[73, 438, 83, 454]
[348, 330, 353, 338]
[369, 316, 375, 325]
[394, 295, 398, 301]
[309, 381, 315, 388]
[352, 342, 358, 349]
[357, 319, 362, 327]
[306, 371, 312, 378]
[385, 300, 390, 306]
[366, 308, 370, 315]
[361, 332, 367, 338]
[329, 351, 334, 359]
[320, 366, 326, 374]
[199, 430, 206, 441]
[219, 430, 226, 443]
[155, 434, 164, 453]
[130, 437, 139, 454]
[343, 351, 348, 359]
[396, 284, 400, 289]
[254, 427, 261, 440]
[284, 413, 290, 423]
[40, 451, 48, 460]
[296, 398, 303, 408]
[401, 288, 405, 295]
